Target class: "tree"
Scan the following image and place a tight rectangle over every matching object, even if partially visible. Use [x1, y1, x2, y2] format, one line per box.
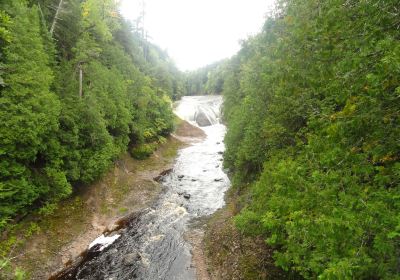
[0, 1, 70, 225]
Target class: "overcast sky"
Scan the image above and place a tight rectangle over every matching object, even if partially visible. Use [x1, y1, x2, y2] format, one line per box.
[119, 0, 273, 71]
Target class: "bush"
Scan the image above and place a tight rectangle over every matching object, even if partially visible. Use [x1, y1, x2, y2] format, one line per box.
[130, 143, 157, 160]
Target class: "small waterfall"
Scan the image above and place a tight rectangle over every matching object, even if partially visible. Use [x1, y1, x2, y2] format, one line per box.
[53, 95, 229, 280]
[174, 95, 222, 127]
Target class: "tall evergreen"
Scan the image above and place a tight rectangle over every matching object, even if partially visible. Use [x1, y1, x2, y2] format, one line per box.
[0, 0, 182, 230]
[0, 1, 69, 226]
[220, 0, 400, 278]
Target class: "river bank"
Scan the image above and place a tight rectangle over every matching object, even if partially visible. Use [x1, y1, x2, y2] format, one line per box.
[203, 188, 290, 280]
[48, 95, 228, 280]
[0, 119, 205, 280]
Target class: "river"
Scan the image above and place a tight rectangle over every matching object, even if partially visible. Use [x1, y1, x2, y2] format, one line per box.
[54, 95, 229, 280]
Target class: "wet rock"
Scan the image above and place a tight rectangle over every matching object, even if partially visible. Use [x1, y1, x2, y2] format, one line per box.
[216, 142, 221, 144]
[153, 175, 165, 182]
[159, 168, 173, 176]
[178, 175, 185, 179]
[215, 165, 219, 168]
[217, 151, 224, 155]
[153, 168, 173, 182]
[195, 110, 212, 127]
[214, 178, 223, 182]
[191, 178, 197, 182]
[123, 252, 139, 266]
[183, 193, 191, 199]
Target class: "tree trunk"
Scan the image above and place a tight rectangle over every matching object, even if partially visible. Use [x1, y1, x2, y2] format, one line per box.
[50, 0, 64, 36]
[79, 63, 83, 98]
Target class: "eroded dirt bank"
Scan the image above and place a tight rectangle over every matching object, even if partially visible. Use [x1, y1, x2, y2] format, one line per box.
[203, 189, 296, 280]
[1, 120, 205, 280]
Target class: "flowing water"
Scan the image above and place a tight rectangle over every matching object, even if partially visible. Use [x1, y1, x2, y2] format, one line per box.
[54, 95, 229, 280]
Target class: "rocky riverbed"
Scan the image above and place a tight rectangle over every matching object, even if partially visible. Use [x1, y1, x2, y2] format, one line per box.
[51, 95, 230, 280]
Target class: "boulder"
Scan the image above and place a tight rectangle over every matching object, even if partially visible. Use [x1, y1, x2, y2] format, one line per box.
[195, 110, 212, 127]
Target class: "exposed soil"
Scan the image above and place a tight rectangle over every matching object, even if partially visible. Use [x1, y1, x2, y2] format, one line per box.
[1, 119, 204, 280]
[203, 190, 292, 280]
[173, 120, 206, 140]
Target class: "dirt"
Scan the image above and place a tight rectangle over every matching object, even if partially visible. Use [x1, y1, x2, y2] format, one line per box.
[1, 119, 205, 280]
[203, 190, 292, 280]
[173, 119, 206, 140]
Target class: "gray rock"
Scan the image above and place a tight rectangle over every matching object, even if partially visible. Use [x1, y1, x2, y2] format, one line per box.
[214, 178, 223, 182]
[183, 193, 191, 199]
[178, 175, 185, 179]
[195, 110, 212, 127]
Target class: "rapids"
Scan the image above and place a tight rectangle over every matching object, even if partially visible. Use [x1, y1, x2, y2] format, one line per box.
[54, 95, 229, 280]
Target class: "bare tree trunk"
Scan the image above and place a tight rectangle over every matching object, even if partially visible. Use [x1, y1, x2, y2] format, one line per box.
[79, 63, 83, 98]
[50, 0, 64, 36]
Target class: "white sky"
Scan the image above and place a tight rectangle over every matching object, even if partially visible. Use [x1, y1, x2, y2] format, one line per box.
[119, 0, 274, 71]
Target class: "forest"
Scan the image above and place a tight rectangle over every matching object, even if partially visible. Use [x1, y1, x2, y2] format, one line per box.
[0, 0, 184, 232]
[218, 0, 400, 278]
[1, 0, 400, 279]
[184, 61, 225, 96]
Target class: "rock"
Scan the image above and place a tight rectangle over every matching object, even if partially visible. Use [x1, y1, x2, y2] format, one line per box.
[159, 168, 173, 176]
[191, 178, 197, 182]
[183, 193, 191, 199]
[178, 175, 185, 179]
[154, 168, 173, 182]
[153, 175, 164, 182]
[215, 165, 219, 168]
[123, 252, 139, 266]
[203, 169, 207, 172]
[217, 151, 224, 155]
[216, 142, 221, 144]
[195, 110, 212, 127]
[214, 178, 223, 182]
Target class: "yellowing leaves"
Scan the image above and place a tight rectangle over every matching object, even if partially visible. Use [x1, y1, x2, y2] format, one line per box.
[82, 4, 90, 17]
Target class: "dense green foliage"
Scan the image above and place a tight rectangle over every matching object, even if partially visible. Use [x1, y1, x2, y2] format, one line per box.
[0, 0, 182, 230]
[185, 60, 225, 95]
[221, 0, 400, 278]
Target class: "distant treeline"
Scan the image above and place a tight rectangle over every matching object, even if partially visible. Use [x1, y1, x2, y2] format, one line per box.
[184, 60, 226, 96]
[216, 0, 400, 278]
[0, 0, 184, 230]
